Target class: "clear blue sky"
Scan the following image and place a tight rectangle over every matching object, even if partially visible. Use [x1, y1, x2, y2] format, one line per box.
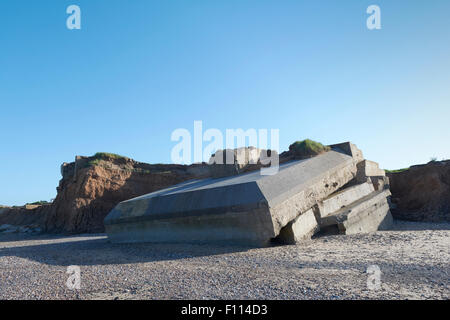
[1, 0, 449, 206]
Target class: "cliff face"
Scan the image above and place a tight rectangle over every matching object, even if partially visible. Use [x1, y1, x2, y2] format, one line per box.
[0, 206, 47, 228]
[43, 154, 211, 233]
[388, 160, 450, 222]
[0, 154, 210, 234]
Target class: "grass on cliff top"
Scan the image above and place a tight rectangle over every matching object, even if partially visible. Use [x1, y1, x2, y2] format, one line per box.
[92, 152, 127, 160]
[26, 200, 51, 206]
[385, 167, 410, 174]
[289, 139, 330, 158]
[88, 152, 128, 167]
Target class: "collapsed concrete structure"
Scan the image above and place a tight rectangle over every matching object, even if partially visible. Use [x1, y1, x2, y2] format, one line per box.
[104, 142, 393, 245]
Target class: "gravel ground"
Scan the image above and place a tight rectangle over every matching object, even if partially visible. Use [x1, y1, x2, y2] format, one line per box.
[0, 220, 448, 300]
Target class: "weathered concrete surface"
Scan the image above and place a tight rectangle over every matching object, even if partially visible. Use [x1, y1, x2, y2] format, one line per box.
[315, 181, 375, 218]
[256, 149, 358, 234]
[357, 160, 385, 182]
[319, 190, 393, 235]
[341, 200, 393, 234]
[370, 176, 390, 191]
[277, 208, 319, 244]
[209, 147, 258, 178]
[105, 143, 360, 245]
[208, 147, 276, 178]
[329, 142, 364, 163]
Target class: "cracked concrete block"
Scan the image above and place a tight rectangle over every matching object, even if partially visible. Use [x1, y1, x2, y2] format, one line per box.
[340, 200, 393, 234]
[319, 189, 393, 234]
[316, 181, 375, 219]
[370, 176, 390, 191]
[208, 147, 277, 178]
[277, 208, 319, 244]
[357, 160, 385, 182]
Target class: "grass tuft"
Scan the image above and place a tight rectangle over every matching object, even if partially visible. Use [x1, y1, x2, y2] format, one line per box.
[92, 152, 127, 160]
[288, 139, 330, 158]
[385, 168, 410, 174]
[87, 152, 128, 167]
[26, 200, 51, 206]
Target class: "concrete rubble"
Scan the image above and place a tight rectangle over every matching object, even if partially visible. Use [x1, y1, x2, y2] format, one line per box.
[208, 147, 271, 178]
[104, 142, 393, 245]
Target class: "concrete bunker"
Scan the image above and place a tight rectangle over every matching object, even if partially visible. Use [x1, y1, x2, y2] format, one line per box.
[104, 142, 393, 245]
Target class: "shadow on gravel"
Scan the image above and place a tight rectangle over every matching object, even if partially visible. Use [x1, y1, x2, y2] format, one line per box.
[1, 220, 449, 267]
[390, 220, 450, 231]
[0, 235, 262, 266]
[0, 233, 97, 243]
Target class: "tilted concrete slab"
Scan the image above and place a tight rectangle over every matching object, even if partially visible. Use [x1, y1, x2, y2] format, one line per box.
[345, 200, 393, 234]
[315, 181, 375, 219]
[104, 143, 360, 245]
[329, 142, 364, 163]
[357, 160, 385, 182]
[319, 189, 393, 234]
[277, 208, 319, 244]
